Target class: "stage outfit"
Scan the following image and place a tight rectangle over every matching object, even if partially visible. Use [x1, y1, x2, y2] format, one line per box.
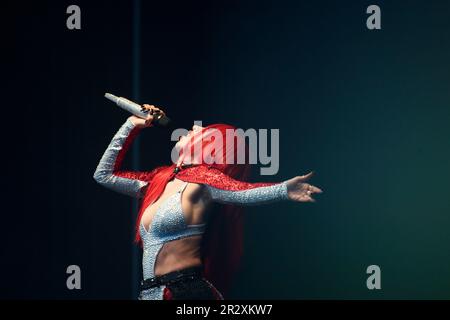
[94, 119, 289, 300]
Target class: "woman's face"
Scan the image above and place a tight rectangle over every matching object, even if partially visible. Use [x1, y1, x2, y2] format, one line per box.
[175, 124, 204, 150]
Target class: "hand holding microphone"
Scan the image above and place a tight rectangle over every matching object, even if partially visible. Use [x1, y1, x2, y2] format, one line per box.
[130, 104, 163, 128]
[104, 93, 170, 128]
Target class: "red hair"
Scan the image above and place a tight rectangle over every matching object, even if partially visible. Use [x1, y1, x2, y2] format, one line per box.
[135, 123, 250, 297]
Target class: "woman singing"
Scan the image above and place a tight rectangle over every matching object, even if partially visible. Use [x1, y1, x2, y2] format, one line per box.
[93, 104, 322, 300]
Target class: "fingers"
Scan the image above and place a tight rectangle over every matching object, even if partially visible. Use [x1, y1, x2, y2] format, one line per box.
[142, 104, 160, 110]
[309, 185, 323, 194]
[300, 194, 316, 203]
[141, 104, 165, 123]
[143, 104, 164, 116]
[295, 184, 322, 202]
[288, 171, 323, 203]
[298, 171, 314, 181]
[304, 184, 322, 203]
[141, 105, 153, 116]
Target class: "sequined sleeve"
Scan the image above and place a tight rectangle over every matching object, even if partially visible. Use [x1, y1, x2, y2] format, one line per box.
[93, 119, 151, 198]
[205, 182, 289, 205]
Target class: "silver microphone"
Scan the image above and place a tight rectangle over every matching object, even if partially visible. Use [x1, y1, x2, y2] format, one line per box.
[104, 93, 171, 126]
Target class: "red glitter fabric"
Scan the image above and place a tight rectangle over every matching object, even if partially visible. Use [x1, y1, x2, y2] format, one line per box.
[163, 287, 173, 300]
[176, 165, 276, 190]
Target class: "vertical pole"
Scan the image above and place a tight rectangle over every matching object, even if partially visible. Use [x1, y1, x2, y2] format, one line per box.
[131, 0, 141, 300]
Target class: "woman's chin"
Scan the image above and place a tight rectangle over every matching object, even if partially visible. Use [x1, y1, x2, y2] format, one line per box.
[174, 141, 185, 151]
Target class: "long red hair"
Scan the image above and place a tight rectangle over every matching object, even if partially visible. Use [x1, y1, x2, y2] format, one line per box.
[135, 123, 250, 297]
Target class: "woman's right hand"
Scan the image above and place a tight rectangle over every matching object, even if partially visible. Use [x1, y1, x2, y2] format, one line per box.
[128, 104, 165, 128]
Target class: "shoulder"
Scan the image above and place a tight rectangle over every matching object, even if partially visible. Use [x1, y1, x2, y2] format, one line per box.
[184, 182, 207, 202]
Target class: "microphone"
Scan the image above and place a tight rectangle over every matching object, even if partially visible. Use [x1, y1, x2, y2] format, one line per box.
[104, 93, 171, 126]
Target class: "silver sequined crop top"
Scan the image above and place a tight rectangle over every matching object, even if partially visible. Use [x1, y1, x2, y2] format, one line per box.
[139, 181, 206, 280]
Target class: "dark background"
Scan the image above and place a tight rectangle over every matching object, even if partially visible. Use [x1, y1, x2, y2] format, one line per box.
[4, 0, 450, 299]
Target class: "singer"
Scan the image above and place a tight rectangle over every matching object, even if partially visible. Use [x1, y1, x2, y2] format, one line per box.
[93, 104, 323, 300]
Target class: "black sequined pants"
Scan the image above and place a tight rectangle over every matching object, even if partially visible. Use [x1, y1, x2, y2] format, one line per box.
[139, 266, 223, 300]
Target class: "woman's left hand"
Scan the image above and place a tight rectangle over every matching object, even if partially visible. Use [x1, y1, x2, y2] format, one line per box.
[286, 172, 323, 202]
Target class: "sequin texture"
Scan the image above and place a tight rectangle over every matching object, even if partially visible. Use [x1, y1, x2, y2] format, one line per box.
[139, 183, 205, 300]
[206, 181, 288, 205]
[93, 119, 149, 198]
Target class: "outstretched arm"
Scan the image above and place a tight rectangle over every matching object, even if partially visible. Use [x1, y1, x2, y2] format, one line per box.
[201, 169, 322, 206]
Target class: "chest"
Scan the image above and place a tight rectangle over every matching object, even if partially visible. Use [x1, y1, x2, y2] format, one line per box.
[140, 180, 207, 237]
[140, 180, 186, 230]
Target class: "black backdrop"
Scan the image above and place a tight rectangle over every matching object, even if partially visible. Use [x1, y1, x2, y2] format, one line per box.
[5, 0, 450, 299]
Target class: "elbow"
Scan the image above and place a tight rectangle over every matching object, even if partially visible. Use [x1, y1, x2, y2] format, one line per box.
[93, 169, 109, 185]
[93, 170, 102, 184]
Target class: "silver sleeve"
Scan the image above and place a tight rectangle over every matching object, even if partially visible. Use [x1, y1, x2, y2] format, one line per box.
[93, 119, 148, 198]
[205, 181, 289, 206]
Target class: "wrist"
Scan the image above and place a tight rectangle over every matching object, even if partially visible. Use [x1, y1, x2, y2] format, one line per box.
[127, 116, 153, 128]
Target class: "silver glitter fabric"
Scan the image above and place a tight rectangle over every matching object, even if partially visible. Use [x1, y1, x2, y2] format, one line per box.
[93, 119, 148, 198]
[139, 182, 206, 300]
[138, 286, 166, 300]
[205, 181, 289, 205]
